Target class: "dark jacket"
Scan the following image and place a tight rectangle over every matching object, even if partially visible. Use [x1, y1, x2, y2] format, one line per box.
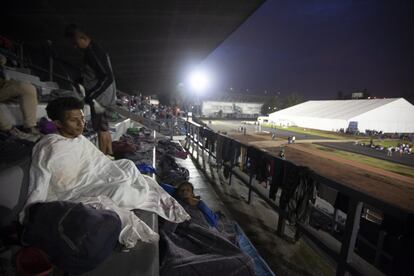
[83, 41, 115, 105]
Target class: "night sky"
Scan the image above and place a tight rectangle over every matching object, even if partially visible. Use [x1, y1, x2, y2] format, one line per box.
[199, 0, 414, 100]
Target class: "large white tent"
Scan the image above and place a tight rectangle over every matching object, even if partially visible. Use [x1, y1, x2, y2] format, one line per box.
[268, 98, 414, 133]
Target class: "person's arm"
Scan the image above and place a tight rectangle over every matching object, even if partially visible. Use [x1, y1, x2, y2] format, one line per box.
[84, 43, 114, 103]
[197, 200, 219, 227]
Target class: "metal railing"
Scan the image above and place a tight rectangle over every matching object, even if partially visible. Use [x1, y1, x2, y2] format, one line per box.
[183, 120, 412, 276]
[1, 39, 76, 87]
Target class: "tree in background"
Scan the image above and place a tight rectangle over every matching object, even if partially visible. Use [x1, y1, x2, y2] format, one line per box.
[282, 92, 305, 109]
[336, 90, 344, 100]
[260, 95, 280, 115]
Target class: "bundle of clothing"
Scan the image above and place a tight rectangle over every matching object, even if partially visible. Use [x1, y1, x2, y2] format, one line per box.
[200, 127, 217, 153]
[215, 135, 243, 180]
[157, 154, 189, 186]
[157, 139, 188, 159]
[0, 131, 33, 163]
[244, 147, 317, 225]
[279, 165, 316, 225]
[112, 131, 154, 165]
[126, 126, 153, 139]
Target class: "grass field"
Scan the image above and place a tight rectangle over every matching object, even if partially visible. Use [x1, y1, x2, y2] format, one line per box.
[304, 144, 414, 178]
[358, 139, 409, 148]
[260, 123, 354, 140]
[261, 123, 411, 147]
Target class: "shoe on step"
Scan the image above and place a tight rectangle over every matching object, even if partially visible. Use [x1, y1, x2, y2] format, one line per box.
[9, 127, 41, 142]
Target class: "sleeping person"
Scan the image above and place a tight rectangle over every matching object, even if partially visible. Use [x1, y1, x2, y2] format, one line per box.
[21, 97, 190, 247]
[161, 182, 219, 229]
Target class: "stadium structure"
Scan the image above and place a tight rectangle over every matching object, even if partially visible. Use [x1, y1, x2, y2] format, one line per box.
[267, 98, 414, 133]
[200, 93, 266, 119]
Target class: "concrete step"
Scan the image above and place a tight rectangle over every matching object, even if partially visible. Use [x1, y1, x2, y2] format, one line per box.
[4, 67, 40, 83]
[4, 67, 60, 96]
[109, 117, 133, 141]
[0, 102, 91, 127]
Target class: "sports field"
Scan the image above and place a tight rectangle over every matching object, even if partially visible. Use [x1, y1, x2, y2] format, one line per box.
[205, 120, 414, 212]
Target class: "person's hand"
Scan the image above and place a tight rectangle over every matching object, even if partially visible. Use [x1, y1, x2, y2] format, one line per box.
[92, 100, 106, 114]
[188, 197, 200, 206]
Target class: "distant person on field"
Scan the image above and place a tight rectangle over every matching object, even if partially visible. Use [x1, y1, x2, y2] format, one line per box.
[387, 147, 392, 157]
[279, 148, 285, 159]
[65, 24, 116, 156]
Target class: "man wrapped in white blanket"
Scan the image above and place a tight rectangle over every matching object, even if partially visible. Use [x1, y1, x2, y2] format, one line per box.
[21, 97, 190, 248]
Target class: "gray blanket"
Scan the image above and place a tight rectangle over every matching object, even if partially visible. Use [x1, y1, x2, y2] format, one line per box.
[160, 221, 256, 276]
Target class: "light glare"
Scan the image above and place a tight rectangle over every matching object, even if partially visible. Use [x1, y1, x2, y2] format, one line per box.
[188, 70, 209, 93]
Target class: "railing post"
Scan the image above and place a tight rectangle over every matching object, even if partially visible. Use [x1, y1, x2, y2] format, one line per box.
[19, 44, 24, 68]
[337, 199, 363, 276]
[152, 130, 156, 180]
[374, 230, 386, 266]
[332, 208, 339, 234]
[184, 122, 189, 149]
[208, 140, 212, 164]
[191, 126, 195, 156]
[186, 122, 191, 150]
[228, 150, 236, 186]
[196, 127, 200, 161]
[277, 215, 286, 237]
[170, 117, 173, 140]
[49, 55, 54, 81]
[201, 135, 206, 169]
[247, 172, 253, 204]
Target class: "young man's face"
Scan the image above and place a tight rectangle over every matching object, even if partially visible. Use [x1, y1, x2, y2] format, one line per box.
[56, 109, 85, 138]
[177, 184, 193, 200]
[72, 35, 89, 49]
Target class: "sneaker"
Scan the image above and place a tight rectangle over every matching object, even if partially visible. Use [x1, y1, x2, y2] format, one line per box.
[22, 127, 43, 136]
[9, 127, 41, 142]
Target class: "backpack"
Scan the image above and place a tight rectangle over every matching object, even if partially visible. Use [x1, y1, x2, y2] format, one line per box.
[21, 201, 121, 274]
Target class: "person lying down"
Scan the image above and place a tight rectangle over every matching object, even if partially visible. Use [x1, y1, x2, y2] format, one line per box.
[159, 182, 256, 276]
[160, 182, 220, 229]
[21, 97, 190, 248]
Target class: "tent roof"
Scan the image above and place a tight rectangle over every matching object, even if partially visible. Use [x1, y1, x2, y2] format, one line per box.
[1, 0, 264, 95]
[269, 98, 408, 120]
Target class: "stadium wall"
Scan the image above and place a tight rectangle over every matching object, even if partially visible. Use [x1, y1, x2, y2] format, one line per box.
[201, 101, 262, 117]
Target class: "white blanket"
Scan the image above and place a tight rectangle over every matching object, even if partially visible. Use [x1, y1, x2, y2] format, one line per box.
[22, 134, 190, 247]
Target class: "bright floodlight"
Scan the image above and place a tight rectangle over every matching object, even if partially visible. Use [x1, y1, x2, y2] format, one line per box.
[188, 70, 209, 93]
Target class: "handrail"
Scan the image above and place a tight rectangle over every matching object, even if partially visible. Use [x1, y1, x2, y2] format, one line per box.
[1, 35, 78, 86]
